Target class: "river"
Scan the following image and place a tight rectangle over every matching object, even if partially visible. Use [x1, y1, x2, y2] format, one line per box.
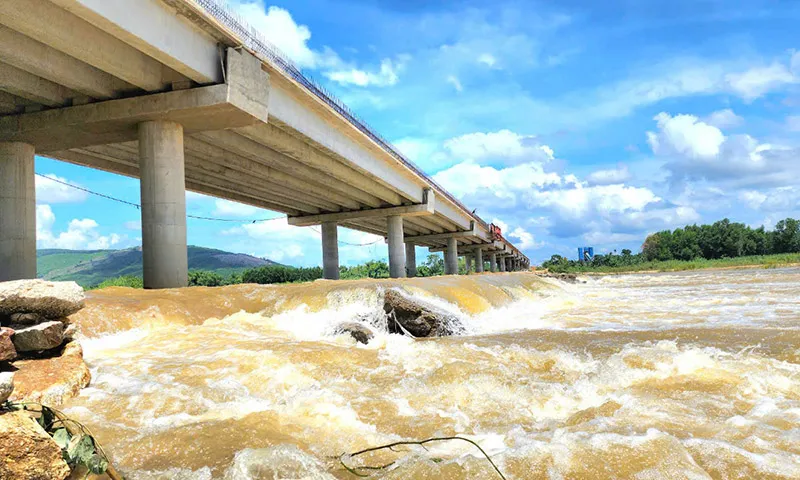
[65, 268, 800, 479]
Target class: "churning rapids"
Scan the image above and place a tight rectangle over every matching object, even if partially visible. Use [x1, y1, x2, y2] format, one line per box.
[64, 268, 800, 479]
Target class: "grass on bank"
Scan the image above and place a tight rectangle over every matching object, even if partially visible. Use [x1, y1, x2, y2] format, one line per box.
[547, 252, 800, 274]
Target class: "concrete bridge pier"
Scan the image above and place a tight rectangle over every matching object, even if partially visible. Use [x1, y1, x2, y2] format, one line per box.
[445, 237, 458, 275]
[321, 222, 340, 280]
[139, 121, 188, 289]
[0, 142, 36, 281]
[489, 252, 497, 272]
[475, 248, 484, 273]
[499, 256, 506, 272]
[465, 255, 473, 274]
[405, 242, 417, 277]
[387, 215, 406, 278]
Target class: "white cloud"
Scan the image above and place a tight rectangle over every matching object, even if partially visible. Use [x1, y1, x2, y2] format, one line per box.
[705, 108, 743, 129]
[213, 199, 261, 218]
[725, 62, 796, 101]
[509, 226, 540, 249]
[35, 174, 88, 204]
[648, 112, 800, 188]
[36, 205, 125, 250]
[231, 2, 317, 68]
[446, 75, 463, 92]
[123, 220, 141, 231]
[325, 58, 406, 87]
[647, 112, 725, 159]
[477, 53, 496, 67]
[443, 129, 554, 165]
[586, 165, 631, 186]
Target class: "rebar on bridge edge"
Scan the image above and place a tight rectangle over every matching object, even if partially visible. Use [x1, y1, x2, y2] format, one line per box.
[188, 0, 514, 251]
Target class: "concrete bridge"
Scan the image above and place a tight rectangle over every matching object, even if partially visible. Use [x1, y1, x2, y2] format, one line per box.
[0, 0, 530, 287]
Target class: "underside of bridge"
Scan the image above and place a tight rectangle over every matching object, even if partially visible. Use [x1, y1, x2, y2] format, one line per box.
[0, 0, 529, 286]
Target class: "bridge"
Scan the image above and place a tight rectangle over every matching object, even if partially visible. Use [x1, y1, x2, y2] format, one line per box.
[0, 0, 530, 287]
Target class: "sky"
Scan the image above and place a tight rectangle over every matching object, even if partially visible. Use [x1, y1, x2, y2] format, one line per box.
[35, 0, 800, 265]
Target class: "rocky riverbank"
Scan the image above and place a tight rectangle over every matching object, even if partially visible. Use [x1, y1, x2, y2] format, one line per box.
[0, 280, 93, 480]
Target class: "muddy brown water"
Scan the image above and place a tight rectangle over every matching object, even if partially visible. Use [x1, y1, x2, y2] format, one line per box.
[64, 268, 800, 479]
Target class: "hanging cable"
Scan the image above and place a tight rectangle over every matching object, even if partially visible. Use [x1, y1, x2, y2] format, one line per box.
[308, 225, 384, 247]
[35, 173, 286, 223]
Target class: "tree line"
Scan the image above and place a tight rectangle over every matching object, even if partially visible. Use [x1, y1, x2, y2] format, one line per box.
[543, 217, 800, 272]
[94, 254, 461, 289]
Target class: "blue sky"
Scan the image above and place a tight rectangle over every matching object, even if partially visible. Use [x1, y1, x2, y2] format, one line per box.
[36, 0, 800, 265]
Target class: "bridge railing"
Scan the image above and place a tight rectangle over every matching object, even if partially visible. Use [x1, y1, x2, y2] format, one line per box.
[190, 0, 494, 237]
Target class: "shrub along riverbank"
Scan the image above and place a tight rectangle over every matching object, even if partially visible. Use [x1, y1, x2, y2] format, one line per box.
[88, 254, 461, 289]
[542, 217, 800, 274]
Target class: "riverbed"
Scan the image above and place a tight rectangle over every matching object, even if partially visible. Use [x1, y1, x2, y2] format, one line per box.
[65, 268, 800, 479]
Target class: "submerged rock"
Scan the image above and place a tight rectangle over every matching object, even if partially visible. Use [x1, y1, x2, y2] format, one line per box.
[0, 279, 85, 319]
[383, 289, 461, 337]
[333, 322, 374, 344]
[0, 372, 13, 403]
[11, 340, 91, 406]
[0, 327, 15, 362]
[0, 410, 71, 480]
[10, 321, 65, 352]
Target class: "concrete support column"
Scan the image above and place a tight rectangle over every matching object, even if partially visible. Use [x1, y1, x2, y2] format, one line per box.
[0, 143, 36, 281]
[499, 257, 506, 272]
[139, 121, 188, 289]
[506, 257, 512, 272]
[387, 215, 405, 278]
[321, 221, 339, 280]
[445, 237, 458, 275]
[405, 242, 417, 277]
[466, 255, 473, 274]
[475, 248, 484, 273]
[489, 253, 497, 272]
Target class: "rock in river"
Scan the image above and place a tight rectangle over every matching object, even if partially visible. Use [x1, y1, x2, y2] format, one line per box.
[333, 322, 374, 344]
[0, 410, 71, 480]
[383, 289, 462, 337]
[10, 321, 65, 352]
[0, 372, 13, 403]
[0, 279, 85, 319]
[0, 327, 15, 362]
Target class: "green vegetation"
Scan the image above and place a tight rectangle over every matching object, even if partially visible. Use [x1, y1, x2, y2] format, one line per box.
[543, 217, 800, 273]
[92, 253, 464, 289]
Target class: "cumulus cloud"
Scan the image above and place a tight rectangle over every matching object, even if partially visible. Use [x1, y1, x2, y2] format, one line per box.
[231, 1, 405, 88]
[477, 53, 496, 67]
[433, 131, 696, 242]
[36, 205, 125, 250]
[648, 112, 800, 188]
[35, 174, 88, 204]
[443, 129, 554, 165]
[586, 165, 631, 185]
[705, 108, 743, 129]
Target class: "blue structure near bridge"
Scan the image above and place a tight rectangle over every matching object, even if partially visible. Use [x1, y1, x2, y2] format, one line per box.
[578, 247, 595, 262]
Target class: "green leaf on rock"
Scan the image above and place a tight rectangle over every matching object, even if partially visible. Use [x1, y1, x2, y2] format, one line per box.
[87, 454, 109, 474]
[67, 434, 96, 466]
[52, 428, 71, 449]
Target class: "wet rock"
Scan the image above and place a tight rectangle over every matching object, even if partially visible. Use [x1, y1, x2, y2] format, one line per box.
[0, 410, 71, 480]
[0, 327, 15, 362]
[11, 340, 91, 406]
[383, 289, 461, 337]
[0, 279, 85, 319]
[0, 372, 13, 403]
[540, 272, 584, 284]
[11, 321, 65, 352]
[333, 322, 374, 344]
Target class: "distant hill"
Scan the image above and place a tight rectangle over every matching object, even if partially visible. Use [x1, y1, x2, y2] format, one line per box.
[37, 246, 279, 287]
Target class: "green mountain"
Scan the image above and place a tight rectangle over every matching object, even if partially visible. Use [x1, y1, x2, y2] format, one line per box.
[37, 246, 278, 287]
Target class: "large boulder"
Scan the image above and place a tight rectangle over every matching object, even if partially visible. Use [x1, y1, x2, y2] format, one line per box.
[0, 327, 15, 362]
[0, 410, 71, 480]
[11, 321, 65, 352]
[0, 280, 85, 319]
[11, 341, 91, 406]
[0, 372, 13, 403]
[383, 289, 462, 337]
[333, 322, 374, 345]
